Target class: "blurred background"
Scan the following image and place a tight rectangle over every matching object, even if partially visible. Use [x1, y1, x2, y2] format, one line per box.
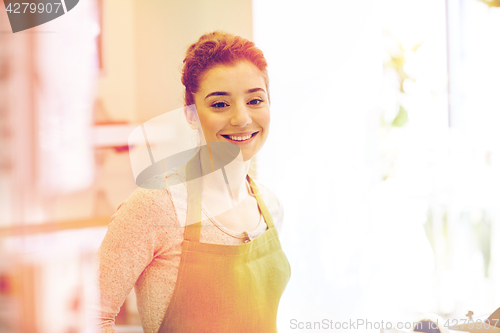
[0, 0, 499, 332]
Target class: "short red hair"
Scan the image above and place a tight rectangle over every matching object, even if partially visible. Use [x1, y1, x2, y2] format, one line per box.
[182, 31, 269, 106]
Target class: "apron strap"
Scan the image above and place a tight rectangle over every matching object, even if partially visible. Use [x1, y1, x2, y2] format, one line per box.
[184, 175, 202, 241]
[247, 175, 275, 230]
[184, 151, 203, 241]
[184, 221, 202, 241]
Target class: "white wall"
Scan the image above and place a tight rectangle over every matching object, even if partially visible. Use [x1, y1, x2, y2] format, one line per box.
[134, 0, 253, 123]
[97, 0, 254, 124]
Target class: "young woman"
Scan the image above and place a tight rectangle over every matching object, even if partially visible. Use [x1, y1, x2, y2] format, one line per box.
[96, 31, 291, 333]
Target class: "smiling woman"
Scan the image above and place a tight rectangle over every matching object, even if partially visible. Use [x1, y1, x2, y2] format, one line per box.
[95, 31, 291, 333]
[186, 61, 270, 161]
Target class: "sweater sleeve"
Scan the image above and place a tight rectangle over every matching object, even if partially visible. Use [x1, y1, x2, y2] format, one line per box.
[94, 185, 174, 332]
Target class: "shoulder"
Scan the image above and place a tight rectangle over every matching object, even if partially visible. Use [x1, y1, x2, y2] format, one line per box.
[110, 173, 183, 230]
[253, 179, 284, 234]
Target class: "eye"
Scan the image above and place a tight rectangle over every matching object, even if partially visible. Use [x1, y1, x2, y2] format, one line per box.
[211, 101, 229, 108]
[248, 98, 263, 106]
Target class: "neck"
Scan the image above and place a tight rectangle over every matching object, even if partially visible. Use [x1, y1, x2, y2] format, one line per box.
[199, 147, 251, 211]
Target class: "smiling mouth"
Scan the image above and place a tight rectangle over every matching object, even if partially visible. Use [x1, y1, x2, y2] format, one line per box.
[221, 132, 258, 142]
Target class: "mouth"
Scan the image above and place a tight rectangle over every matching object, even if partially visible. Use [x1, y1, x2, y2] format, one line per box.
[221, 131, 259, 143]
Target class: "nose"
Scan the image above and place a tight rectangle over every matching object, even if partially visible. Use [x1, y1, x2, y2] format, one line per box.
[230, 102, 252, 127]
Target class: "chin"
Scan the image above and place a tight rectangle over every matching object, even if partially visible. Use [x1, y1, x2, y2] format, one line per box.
[241, 154, 253, 162]
[241, 149, 259, 162]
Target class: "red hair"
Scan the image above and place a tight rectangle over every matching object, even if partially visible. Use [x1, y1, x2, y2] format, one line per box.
[182, 31, 269, 106]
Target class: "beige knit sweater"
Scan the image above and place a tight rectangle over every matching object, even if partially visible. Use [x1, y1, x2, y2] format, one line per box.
[95, 170, 284, 333]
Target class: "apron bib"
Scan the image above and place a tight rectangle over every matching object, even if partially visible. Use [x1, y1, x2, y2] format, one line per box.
[157, 156, 291, 332]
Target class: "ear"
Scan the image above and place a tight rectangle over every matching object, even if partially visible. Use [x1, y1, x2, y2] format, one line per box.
[184, 104, 200, 130]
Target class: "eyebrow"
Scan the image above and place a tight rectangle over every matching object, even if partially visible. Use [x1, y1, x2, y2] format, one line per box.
[204, 87, 266, 100]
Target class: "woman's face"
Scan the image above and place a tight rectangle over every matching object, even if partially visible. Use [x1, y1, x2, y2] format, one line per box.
[192, 61, 270, 161]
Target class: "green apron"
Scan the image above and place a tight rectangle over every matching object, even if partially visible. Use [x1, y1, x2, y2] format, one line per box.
[157, 157, 291, 332]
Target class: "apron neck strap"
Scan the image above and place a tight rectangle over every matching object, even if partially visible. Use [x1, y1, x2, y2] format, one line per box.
[246, 175, 275, 230]
[184, 153, 203, 241]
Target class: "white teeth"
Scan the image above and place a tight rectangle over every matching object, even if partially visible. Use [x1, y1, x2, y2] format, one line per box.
[228, 134, 252, 141]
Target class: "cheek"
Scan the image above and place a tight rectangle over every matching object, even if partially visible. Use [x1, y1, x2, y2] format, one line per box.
[197, 111, 220, 136]
[255, 110, 271, 144]
[258, 109, 271, 130]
